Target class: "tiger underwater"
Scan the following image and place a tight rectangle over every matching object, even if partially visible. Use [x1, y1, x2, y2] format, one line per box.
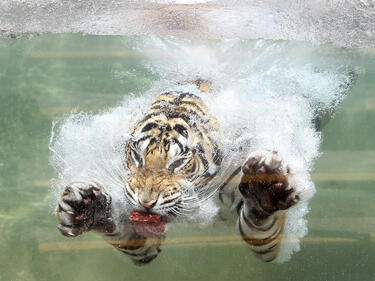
[55, 79, 319, 265]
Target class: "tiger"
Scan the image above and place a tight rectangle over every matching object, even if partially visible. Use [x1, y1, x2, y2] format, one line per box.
[55, 80, 303, 265]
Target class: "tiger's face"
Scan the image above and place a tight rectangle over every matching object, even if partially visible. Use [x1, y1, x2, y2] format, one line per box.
[123, 91, 222, 217]
[124, 121, 200, 216]
[126, 168, 184, 215]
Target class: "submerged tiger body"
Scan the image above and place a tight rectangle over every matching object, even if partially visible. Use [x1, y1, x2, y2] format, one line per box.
[56, 81, 300, 265]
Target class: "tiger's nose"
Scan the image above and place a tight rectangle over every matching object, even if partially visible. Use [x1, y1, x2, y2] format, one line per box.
[138, 198, 157, 209]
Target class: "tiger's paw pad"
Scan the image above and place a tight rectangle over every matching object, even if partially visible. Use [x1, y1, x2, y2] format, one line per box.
[239, 150, 299, 213]
[56, 181, 110, 237]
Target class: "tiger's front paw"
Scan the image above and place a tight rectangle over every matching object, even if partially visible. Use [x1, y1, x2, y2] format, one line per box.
[55, 181, 111, 237]
[239, 150, 299, 214]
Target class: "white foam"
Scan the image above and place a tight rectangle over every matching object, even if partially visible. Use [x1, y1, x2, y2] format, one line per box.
[276, 201, 310, 263]
[1, 0, 375, 47]
[49, 37, 357, 259]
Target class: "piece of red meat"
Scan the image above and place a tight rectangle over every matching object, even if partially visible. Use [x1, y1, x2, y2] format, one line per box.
[129, 210, 166, 237]
[130, 210, 162, 223]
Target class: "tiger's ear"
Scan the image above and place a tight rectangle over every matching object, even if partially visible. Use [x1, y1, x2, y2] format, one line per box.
[125, 143, 144, 172]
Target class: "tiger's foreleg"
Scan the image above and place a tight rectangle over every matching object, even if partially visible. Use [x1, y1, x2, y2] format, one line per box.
[237, 150, 299, 262]
[55, 181, 115, 237]
[55, 181, 164, 265]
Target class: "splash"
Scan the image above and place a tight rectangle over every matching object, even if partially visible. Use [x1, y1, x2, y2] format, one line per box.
[49, 37, 357, 261]
[1, 0, 375, 47]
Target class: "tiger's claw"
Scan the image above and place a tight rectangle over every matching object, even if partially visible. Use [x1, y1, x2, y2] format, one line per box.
[239, 150, 299, 214]
[56, 181, 111, 237]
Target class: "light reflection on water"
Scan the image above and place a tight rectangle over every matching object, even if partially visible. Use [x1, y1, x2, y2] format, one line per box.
[0, 34, 375, 281]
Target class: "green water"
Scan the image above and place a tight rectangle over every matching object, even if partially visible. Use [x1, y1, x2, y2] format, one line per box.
[1, 34, 375, 281]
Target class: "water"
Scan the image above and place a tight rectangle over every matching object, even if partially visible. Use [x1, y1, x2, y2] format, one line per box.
[1, 0, 375, 48]
[47, 36, 357, 263]
[0, 33, 375, 280]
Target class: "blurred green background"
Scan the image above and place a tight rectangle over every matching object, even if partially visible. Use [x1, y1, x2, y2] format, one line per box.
[0, 34, 375, 281]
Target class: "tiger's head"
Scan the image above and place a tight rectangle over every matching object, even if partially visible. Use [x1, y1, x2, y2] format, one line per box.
[124, 120, 209, 216]
[123, 90, 223, 217]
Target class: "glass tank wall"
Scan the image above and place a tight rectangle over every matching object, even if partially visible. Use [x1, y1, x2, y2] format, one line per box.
[0, 34, 375, 281]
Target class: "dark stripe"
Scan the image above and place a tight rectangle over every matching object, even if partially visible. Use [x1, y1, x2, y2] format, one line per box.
[176, 114, 206, 143]
[146, 137, 157, 152]
[125, 189, 135, 201]
[238, 220, 281, 246]
[252, 242, 278, 255]
[145, 93, 211, 139]
[135, 253, 158, 264]
[162, 192, 177, 199]
[168, 158, 187, 173]
[141, 122, 158, 133]
[196, 143, 209, 170]
[178, 108, 208, 125]
[241, 211, 255, 230]
[265, 222, 281, 241]
[160, 197, 177, 206]
[184, 159, 196, 174]
[241, 209, 276, 232]
[104, 232, 120, 237]
[139, 112, 163, 125]
[57, 203, 69, 213]
[151, 105, 161, 111]
[166, 112, 191, 123]
[153, 97, 206, 118]
[236, 200, 244, 216]
[212, 143, 223, 166]
[131, 149, 143, 168]
[120, 248, 151, 257]
[141, 109, 208, 147]
[166, 110, 208, 131]
[219, 192, 224, 204]
[176, 92, 202, 100]
[163, 139, 170, 152]
[159, 91, 179, 97]
[171, 138, 184, 152]
[116, 238, 149, 251]
[135, 135, 151, 145]
[261, 254, 277, 262]
[173, 124, 188, 138]
[230, 191, 236, 206]
[160, 91, 201, 100]
[128, 184, 136, 194]
[176, 100, 206, 115]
